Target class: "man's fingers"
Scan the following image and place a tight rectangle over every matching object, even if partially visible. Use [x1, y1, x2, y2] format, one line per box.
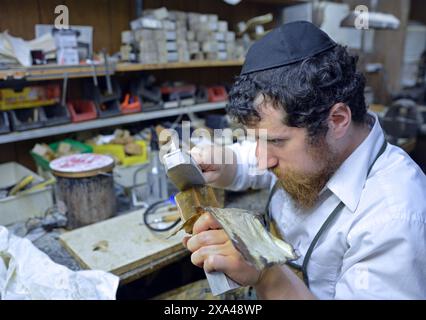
[204, 254, 261, 287]
[190, 145, 204, 162]
[203, 254, 238, 274]
[193, 212, 222, 234]
[182, 235, 191, 248]
[186, 229, 229, 253]
[190, 242, 233, 268]
[202, 171, 220, 184]
[191, 146, 213, 169]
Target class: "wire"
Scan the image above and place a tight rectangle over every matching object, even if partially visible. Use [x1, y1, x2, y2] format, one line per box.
[143, 199, 181, 232]
[132, 163, 150, 186]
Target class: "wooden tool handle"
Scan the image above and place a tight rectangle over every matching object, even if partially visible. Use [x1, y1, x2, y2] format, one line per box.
[191, 186, 220, 208]
[162, 213, 180, 222]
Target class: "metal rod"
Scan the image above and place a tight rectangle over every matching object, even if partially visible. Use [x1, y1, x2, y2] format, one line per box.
[61, 72, 68, 106]
[102, 49, 113, 95]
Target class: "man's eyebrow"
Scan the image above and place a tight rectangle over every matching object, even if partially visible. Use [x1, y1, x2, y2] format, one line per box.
[255, 134, 288, 140]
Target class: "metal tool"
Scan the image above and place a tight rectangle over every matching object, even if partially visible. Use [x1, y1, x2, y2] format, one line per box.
[163, 144, 205, 190]
[0, 175, 34, 198]
[163, 142, 240, 296]
[61, 72, 69, 107]
[87, 59, 98, 87]
[102, 50, 113, 95]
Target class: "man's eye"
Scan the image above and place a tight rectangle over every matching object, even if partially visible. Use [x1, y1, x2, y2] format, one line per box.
[268, 139, 285, 146]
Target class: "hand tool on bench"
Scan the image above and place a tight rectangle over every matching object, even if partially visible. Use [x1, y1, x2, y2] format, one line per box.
[162, 142, 240, 296]
[0, 175, 34, 199]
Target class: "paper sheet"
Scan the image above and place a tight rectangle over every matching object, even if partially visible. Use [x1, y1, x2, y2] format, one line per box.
[0, 226, 119, 300]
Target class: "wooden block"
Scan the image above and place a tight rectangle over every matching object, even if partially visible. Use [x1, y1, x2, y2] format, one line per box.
[59, 208, 185, 276]
[174, 186, 220, 221]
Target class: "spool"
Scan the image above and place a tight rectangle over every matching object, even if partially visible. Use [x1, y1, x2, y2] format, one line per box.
[50, 153, 116, 229]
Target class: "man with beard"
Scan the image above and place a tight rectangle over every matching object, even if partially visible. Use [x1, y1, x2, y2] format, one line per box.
[184, 21, 426, 299]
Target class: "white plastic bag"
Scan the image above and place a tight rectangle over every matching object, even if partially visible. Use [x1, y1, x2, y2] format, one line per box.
[0, 226, 119, 300]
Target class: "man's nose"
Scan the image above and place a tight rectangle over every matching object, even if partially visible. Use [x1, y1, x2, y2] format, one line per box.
[256, 141, 278, 170]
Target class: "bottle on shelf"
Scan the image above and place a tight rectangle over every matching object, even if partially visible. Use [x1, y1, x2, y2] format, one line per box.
[147, 127, 169, 203]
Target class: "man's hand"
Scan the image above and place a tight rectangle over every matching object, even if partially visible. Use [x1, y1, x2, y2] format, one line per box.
[182, 212, 261, 286]
[190, 144, 237, 188]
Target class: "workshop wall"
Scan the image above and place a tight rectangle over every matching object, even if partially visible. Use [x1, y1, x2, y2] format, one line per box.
[1, 0, 279, 168]
[0, 0, 279, 53]
[1, 0, 422, 170]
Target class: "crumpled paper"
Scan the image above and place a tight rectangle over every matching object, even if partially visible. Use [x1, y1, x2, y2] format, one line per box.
[0, 226, 119, 300]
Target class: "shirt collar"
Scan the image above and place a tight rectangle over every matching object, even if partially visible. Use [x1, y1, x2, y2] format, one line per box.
[326, 112, 386, 212]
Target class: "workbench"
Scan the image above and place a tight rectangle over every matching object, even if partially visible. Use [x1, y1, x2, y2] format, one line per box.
[31, 188, 269, 286]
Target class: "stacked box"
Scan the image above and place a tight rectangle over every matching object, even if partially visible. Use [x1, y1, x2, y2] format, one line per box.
[187, 13, 236, 61]
[174, 12, 189, 62]
[121, 7, 243, 63]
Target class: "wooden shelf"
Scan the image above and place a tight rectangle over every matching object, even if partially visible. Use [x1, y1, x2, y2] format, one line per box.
[0, 101, 227, 144]
[0, 64, 113, 82]
[115, 59, 244, 72]
[0, 60, 244, 82]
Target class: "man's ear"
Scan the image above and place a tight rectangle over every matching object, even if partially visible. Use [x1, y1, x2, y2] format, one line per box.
[328, 103, 351, 139]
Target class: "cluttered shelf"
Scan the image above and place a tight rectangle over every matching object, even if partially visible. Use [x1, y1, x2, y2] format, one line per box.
[0, 63, 112, 82]
[0, 60, 243, 82]
[115, 59, 244, 72]
[0, 101, 227, 144]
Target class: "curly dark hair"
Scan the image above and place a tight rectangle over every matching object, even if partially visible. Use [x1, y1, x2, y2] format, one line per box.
[227, 44, 367, 142]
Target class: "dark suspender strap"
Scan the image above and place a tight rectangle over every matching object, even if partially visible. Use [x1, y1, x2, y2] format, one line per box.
[366, 140, 388, 177]
[264, 139, 388, 287]
[300, 139, 388, 287]
[301, 201, 345, 287]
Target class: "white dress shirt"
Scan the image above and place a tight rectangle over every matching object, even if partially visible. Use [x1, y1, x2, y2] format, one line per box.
[226, 113, 426, 299]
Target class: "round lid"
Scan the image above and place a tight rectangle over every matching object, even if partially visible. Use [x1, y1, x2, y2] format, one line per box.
[50, 153, 115, 178]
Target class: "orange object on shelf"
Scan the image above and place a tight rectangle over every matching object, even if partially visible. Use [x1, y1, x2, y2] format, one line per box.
[120, 94, 141, 114]
[207, 86, 228, 102]
[67, 100, 98, 123]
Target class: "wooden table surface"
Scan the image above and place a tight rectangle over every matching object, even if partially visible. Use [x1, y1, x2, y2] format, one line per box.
[36, 189, 268, 285]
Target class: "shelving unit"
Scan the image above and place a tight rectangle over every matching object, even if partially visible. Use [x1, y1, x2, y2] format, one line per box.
[0, 64, 113, 81]
[0, 59, 239, 145]
[0, 60, 244, 82]
[0, 101, 227, 144]
[115, 59, 244, 72]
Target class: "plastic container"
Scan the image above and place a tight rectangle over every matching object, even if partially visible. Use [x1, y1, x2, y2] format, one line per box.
[0, 84, 60, 111]
[0, 162, 54, 226]
[67, 100, 98, 122]
[9, 107, 47, 131]
[0, 111, 11, 134]
[161, 84, 196, 109]
[130, 75, 163, 111]
[42, 103, 71, 127]
[195, 86, 209, 104]
[207, 86, 228, 102]
[137, 86, 163, 111]
[30, 138, 93, 171]
[86, 78, 122, 118]
[90, 140, 148, 167]
[97, 99, 121, 118]
[120, 94, 141, 114]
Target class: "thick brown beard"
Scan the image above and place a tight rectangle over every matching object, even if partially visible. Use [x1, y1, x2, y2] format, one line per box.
[272, 140, 341, 210]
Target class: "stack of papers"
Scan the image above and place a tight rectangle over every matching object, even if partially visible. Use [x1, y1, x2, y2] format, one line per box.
[0, 31, 56, 67]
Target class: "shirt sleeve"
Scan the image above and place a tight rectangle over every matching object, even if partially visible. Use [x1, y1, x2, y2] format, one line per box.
[225, 140, 274, 191]
[334, 213, 426, 299]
